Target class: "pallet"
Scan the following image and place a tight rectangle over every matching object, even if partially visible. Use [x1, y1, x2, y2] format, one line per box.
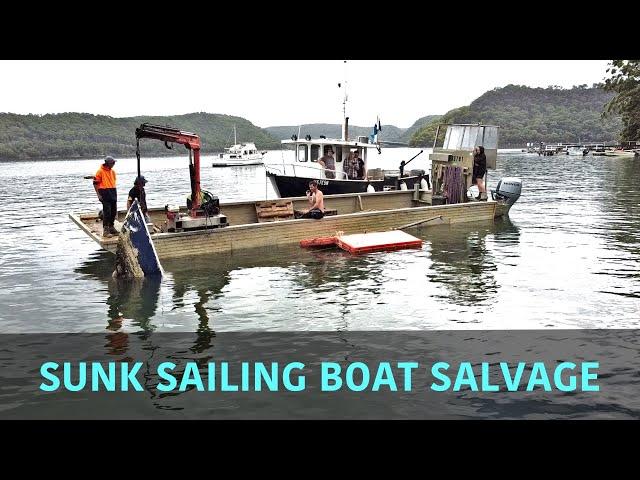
[255, 200, 295, 222]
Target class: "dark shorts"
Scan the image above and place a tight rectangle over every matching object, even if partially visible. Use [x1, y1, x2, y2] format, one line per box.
[301, 208, 324, 219]
[472, 167, 486, 183]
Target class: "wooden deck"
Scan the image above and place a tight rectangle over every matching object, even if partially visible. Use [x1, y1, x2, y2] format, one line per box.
[69, 190, 508, 259]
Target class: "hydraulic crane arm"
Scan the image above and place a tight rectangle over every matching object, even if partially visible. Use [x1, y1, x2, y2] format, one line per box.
[135, 123, 201, 150]
[135, 123, 203, 213]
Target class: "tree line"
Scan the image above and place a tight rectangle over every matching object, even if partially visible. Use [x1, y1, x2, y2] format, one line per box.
[409, 85, 624, 147]
[0, 112, 281, 160]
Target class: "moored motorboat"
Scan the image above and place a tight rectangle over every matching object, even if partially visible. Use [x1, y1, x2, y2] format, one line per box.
[211, 125, 266, 167]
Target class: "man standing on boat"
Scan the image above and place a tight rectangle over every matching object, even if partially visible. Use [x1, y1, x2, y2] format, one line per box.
[354, 150, 366, 180]
[301, 180, 325, 219]
[127, 175, 150, 222]
[318, 147, 336, 179]
[93, 156, 118, 237]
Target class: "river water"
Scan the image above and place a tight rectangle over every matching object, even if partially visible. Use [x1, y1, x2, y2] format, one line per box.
[0, 149, 638, 333]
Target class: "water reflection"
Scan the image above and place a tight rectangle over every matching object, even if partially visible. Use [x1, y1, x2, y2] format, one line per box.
[105, 277, 162, 332]
[599, 158, 640, 256]
[76, 252, 162, 332]
[421, 217, 521, 306]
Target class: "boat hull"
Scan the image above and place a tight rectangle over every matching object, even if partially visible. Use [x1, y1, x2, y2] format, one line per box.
[114, 199, 163, 277]
[70, 190, 512, 260]
[152, 201, 506, 259]
[267, 172, 421, 197]
[212, 160, 264, 167]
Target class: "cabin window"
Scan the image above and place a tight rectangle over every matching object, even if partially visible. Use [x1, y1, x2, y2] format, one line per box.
[482, 127, 498, 149]
[443, 125, 498, 150]
[297, 144, 307, 162]
[310, 144, 320, 162]
[465, 126, 482, 149]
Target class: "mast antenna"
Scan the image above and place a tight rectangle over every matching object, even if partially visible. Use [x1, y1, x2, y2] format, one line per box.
[342, 60, 348, 120]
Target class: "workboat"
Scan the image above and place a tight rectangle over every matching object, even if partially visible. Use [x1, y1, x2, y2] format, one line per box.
[70, 123, 522, 260]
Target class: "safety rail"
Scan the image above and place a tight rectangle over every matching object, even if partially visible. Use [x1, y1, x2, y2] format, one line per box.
[264, 162, 349, 180]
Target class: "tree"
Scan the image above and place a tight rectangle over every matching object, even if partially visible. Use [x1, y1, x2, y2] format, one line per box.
[602, 60, 640, 141]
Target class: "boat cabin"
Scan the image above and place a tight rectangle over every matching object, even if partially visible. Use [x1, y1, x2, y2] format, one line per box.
[281, 135, 378, 180]
[429, 123, 499, 204]
[222, 142, 261, 159]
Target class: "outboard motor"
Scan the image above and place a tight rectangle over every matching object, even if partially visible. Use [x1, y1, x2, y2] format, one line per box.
[491, 177, 522, 207]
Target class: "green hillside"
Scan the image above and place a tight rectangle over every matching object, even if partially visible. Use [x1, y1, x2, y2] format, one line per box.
[0, 112, 281, 160]
[409, 85, 623, 147]
[398, 115, 441, 143]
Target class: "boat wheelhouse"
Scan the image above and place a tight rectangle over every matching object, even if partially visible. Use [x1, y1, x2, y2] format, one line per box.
[265, 131, 427, 197]
[428, 123, 499, 204]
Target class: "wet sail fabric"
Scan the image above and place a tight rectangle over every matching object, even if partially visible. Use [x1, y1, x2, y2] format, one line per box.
[113, 199, 163, 278]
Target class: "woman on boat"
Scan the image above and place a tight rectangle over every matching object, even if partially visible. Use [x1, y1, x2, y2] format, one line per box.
[472, 146, 487, 201]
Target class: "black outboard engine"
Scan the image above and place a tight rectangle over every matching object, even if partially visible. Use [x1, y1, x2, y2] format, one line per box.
[491, 177, 522, 207]
[200, 190, 220, 216]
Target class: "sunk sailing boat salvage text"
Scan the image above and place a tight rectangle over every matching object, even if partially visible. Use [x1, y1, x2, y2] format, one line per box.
[38, 360, 600, 393]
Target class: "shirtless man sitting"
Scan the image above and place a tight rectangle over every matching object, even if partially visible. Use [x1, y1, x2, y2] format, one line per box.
[300, 180, 325, 219]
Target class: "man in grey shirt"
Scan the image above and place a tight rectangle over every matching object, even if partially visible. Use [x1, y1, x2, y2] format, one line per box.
[318, 147, 336, 179]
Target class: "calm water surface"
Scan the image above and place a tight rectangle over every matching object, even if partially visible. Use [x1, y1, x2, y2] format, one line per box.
[0, 149, 638, 333]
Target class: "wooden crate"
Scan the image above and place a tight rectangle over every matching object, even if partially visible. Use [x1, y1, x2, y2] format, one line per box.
[255, 201, 294, 222]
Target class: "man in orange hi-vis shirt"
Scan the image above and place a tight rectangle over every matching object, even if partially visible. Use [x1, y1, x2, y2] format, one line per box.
[93, 156, 118, 237]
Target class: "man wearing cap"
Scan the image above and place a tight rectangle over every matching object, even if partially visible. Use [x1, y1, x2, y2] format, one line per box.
[318, 147, 336, 179]
[127, 175, 150, 222]
[93, 156, 118, 237]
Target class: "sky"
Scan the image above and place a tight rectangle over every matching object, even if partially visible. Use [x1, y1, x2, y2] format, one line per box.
[0, 60, 612, 128]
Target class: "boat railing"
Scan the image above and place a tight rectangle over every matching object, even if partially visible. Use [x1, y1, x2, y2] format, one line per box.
[264, 162, 348, 180]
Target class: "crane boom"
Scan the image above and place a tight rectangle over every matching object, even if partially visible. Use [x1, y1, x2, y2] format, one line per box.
[135, 123, 202, 213]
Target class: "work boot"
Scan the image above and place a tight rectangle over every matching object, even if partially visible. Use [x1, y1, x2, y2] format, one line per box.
[109, 226, 119, 235]
[102, 228, 113, 238]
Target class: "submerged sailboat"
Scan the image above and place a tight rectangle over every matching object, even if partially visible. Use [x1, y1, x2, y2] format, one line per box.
[212, 125, 267, 167]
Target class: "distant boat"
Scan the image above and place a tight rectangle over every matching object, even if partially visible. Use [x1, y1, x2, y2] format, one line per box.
[212, 125, 267, 167]
[589, 144, 607, 156]
[602, 149, 639, 158]
[567, 146, 588, 156]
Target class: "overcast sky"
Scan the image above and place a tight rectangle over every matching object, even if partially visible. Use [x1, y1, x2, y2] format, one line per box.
[0, 60, 611, 128]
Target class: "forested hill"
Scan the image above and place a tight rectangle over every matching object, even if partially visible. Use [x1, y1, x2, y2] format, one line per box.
[409, 85, 623, 147]
[398, 115, 441, 143]
[0, 112, 281, 160]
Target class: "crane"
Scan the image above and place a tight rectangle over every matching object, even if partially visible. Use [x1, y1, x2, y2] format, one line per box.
[135, 123, 203, 214]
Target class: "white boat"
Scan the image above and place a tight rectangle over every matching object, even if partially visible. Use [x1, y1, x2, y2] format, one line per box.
[264, 77, 431, 197]
[567, 146, 587, 156]
[211, 125, 267, 167]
